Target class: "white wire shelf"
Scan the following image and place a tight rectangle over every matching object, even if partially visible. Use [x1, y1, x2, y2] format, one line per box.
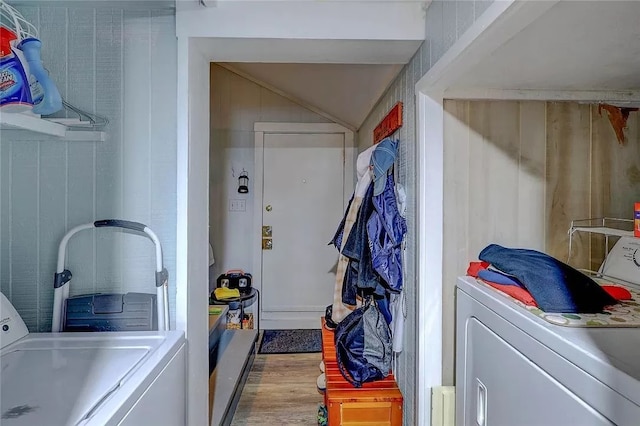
[568, 218, 634, 238]
[570, 226, 633, 238]
[567, 217, 634, 262]
[0, 112, 106, 142]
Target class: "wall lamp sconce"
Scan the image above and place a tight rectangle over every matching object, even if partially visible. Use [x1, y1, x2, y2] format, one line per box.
[238, 170, 249, 194]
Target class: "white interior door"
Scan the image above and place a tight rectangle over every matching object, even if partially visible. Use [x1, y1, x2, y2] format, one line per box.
[261, 132, 345, 329]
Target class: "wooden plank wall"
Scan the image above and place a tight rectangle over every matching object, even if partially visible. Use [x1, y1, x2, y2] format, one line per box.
[443, 100, 546, 384]
[546, 103, 592, 267]
[443, 99, 640, 383]
[591, 106, 640, 269]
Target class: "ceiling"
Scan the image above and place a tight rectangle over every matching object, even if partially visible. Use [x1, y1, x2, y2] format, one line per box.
[225, 62, 407, 129]
[453, 1, 640, 93]
[197, 38, 422, 65]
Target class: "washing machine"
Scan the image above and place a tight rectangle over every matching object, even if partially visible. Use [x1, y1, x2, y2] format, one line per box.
[456, 237, 640, 426]
[1, 294, 186, 426]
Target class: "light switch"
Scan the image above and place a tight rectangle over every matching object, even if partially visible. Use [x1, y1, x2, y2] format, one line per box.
[229, 199, 246, 211]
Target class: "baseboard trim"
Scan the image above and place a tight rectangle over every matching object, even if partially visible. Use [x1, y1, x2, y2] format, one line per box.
[260, 318, 322, 330]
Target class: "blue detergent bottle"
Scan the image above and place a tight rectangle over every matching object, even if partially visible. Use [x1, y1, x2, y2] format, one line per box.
[18, 37, 62, 115]
[0, 27, 32, 112]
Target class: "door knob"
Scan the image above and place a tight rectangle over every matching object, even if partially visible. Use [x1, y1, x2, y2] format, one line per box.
[262, 226, 272, 237]
[265, 205, 272, 212]
[262, 239, 273, 250]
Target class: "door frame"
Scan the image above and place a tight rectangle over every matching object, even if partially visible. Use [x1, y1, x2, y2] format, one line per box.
[253, 122, 355, 329]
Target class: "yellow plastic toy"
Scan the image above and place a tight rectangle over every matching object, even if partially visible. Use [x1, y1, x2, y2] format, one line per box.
[214, 287, 240, 300]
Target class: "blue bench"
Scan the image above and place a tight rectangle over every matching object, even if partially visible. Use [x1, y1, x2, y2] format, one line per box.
[209, 308, 258, 426]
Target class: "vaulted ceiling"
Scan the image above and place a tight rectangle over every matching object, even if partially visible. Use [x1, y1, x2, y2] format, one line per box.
[223, 61, 413, 130]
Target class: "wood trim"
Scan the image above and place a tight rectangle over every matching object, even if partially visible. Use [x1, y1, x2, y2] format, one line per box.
[252, 130, 265, 328]
[254, 122, 351, 134]
[373, 102, 403, 144]
[221, 63, 356, 131]
[177, 38, 209, 426]
[444, 88, 640, 103]
[415, 89, 444, 426]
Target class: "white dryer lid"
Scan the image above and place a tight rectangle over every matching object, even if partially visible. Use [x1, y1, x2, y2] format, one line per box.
[0, 334, 161, 426]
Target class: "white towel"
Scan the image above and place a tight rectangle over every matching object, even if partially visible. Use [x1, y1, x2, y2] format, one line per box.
[390, 290, 405, 353]
[208, 243, 216, 293]
[209, 243, 215, 266]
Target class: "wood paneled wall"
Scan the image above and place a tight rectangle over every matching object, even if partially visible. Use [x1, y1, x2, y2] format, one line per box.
[546, 103, 638, 269]
[444, 99, 640, 381]
[546, 103, 592, 267]
[590, 105, 640, 269]
[208, 64, 330, 287]
[0, 6, 177, 332]
[443, 100, 547, 388]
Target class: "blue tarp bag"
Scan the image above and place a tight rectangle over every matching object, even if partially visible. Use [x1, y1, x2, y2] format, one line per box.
[334, 297, 392, 387]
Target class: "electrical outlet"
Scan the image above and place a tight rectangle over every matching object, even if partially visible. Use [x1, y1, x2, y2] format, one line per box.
[229, 199, 246, 212]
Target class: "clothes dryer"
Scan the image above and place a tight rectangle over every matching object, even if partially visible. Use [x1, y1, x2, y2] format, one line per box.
[456, 274, 640, 426]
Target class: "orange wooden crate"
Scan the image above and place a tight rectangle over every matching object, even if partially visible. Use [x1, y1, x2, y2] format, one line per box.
[321, 318, 337, 364]
[320, 318, 403, 426]
[326, 387, 403, 426]
[325, 367, 398, 389]
[321, 318, 335, 407]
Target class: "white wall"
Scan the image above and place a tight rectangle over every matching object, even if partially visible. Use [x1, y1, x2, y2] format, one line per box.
[176, 37, 210, 426]
[356, 0, 494, 423]
[0, 5, 177, 331]
[209, 64, 331, 287]
[177, 0, 425, 41]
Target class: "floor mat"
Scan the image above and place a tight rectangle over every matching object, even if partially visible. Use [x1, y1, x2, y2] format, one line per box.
[258, 329, 322, 354]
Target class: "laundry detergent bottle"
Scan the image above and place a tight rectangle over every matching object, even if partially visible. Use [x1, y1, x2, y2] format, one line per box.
[0, 27, 32, 112]
[18, 37, 62, 115]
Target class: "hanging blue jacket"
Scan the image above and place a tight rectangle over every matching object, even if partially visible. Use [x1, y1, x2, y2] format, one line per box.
[367, 173, 407, 293]
[342, 184, 380, 303]
[338, 181, 394, 324]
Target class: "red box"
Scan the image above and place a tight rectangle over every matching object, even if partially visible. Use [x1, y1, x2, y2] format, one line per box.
[635, 202, 640, 238]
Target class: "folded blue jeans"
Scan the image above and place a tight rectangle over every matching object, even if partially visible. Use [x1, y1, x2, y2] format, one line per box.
[479, 244, 616, 313]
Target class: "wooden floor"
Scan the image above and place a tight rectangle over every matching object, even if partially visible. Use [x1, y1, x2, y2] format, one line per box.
[231, 353, 324, 425]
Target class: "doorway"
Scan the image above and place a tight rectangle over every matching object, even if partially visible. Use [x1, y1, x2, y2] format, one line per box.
[183, 51, 419, 425]
[208, 63, 356, 329]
